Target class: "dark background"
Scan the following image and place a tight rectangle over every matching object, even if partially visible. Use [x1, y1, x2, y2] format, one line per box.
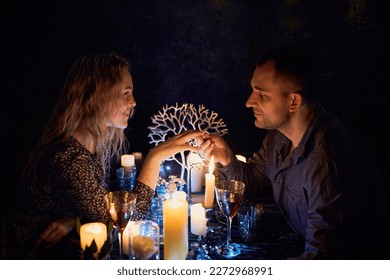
[1, 0, 389, 207]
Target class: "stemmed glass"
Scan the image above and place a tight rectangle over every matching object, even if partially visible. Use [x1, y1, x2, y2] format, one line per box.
[104, 190, 136, 260]
[214, 180, 245, 258]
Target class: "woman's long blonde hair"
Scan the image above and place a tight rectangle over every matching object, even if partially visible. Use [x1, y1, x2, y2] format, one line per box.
[22, 52, 131, 193]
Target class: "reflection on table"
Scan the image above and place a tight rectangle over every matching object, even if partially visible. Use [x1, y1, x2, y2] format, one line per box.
[186, 201, 303, 260]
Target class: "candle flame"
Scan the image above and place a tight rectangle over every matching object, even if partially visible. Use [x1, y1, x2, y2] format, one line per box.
[209, 155, 214, 174]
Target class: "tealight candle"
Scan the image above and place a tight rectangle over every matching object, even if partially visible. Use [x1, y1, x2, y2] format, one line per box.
[80, 222, 107, 253]
[121, 154, 135, 168]
[190, 203, 207, 235]
[204, 155, 215, 208]
[163, 193, 188, 259]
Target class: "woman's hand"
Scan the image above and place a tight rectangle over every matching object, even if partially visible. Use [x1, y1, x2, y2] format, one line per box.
[138, 130, 207, 189]
[34, 218, 76, 248]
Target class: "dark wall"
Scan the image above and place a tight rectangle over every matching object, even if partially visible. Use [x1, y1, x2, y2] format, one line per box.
[1, 0, 389, 202]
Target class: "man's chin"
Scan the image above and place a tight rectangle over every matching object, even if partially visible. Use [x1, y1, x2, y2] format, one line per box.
[254, 120, 269, 130]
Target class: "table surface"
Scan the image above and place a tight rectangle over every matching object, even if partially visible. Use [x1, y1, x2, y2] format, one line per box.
[109, 195, 303, 260]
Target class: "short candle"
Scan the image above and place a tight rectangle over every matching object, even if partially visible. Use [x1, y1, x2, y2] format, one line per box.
[121, 154, 135, 167]
[190, 203, 207, 235]
[80, 222, 107, 252]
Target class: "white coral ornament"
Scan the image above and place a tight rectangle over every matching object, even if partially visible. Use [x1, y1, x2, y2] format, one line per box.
[148, 103, 228, 193]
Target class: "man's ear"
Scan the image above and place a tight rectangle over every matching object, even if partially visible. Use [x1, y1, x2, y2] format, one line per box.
[289, 92, 302, 112]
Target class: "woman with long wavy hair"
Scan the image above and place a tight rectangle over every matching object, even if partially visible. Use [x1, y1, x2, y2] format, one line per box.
[1, 52, 203, 259]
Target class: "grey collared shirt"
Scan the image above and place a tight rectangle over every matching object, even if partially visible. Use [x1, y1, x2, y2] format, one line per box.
[218, 104, 389, 259]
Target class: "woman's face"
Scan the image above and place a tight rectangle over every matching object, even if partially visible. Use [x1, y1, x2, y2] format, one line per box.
[107, 69, 136, 129]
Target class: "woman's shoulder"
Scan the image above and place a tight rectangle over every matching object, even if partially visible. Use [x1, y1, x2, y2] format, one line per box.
[44, 137, 96, 165]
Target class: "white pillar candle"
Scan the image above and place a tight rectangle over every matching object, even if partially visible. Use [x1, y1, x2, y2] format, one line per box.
[121, 154, 135, 167]
[204, 155, 215, 209]
[80, 222, 107, 252]
[187, 152, 204, 193]
[163, 194, 188, 260]
[172, 190, 187, 201]
[190, 203, 207, 235]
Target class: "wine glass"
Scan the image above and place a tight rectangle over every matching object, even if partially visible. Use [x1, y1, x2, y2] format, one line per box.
[214, 180, 245, 258]
[104, 190, 136, 260]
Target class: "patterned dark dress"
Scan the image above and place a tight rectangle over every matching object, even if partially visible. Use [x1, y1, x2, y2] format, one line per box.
[1, 137, 154, 259]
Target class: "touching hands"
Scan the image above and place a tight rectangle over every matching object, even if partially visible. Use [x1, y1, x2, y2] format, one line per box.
[138, 130, 208, 189]
[197, 133, 234, 167]
[148, 130, 207, 161]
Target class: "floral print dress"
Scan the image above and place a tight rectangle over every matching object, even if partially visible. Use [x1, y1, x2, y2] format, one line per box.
[1, 137, 154, 259]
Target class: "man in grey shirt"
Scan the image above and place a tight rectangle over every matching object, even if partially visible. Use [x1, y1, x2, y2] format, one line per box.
[198, 47, 389, 259]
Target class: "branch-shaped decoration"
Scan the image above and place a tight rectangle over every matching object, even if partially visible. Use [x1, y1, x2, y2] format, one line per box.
[148, 103, 228, 188]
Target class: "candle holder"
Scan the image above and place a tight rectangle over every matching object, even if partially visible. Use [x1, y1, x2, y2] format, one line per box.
[116, 166, 137, 191]
[123, 220, 160, 260]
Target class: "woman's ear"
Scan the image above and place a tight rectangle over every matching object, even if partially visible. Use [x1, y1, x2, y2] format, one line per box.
[289, 92, 302, 112]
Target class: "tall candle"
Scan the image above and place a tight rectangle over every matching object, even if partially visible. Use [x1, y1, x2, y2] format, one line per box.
[121, 154, 135, 167]
[187, 152, 204, 193]
[190, 203, 207, 235]
[204, 155, 215, 208]
[163, 194, 188, 259]
[80, 222, 107, 252]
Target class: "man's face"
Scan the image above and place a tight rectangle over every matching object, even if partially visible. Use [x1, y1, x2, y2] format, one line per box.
[246, 60, 291, 130]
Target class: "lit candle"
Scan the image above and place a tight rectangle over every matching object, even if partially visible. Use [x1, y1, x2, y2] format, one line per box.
[80, 222, 107, 253]
[163, 193, 188, 259]
[172, 190, 187, 201]
[236, 154, 247, 163]
[187, 152, 204, 193]
[204, 155, 215, 208]
[132, 152, 143, 161]
[190, 203, 207, 235]
[121, 154, 135, 168]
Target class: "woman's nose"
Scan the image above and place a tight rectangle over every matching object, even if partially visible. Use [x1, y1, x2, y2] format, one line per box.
[128, 94, 136, 108]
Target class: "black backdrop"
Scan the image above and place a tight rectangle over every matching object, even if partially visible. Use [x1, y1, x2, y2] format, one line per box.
[1, 0, 389, 208]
